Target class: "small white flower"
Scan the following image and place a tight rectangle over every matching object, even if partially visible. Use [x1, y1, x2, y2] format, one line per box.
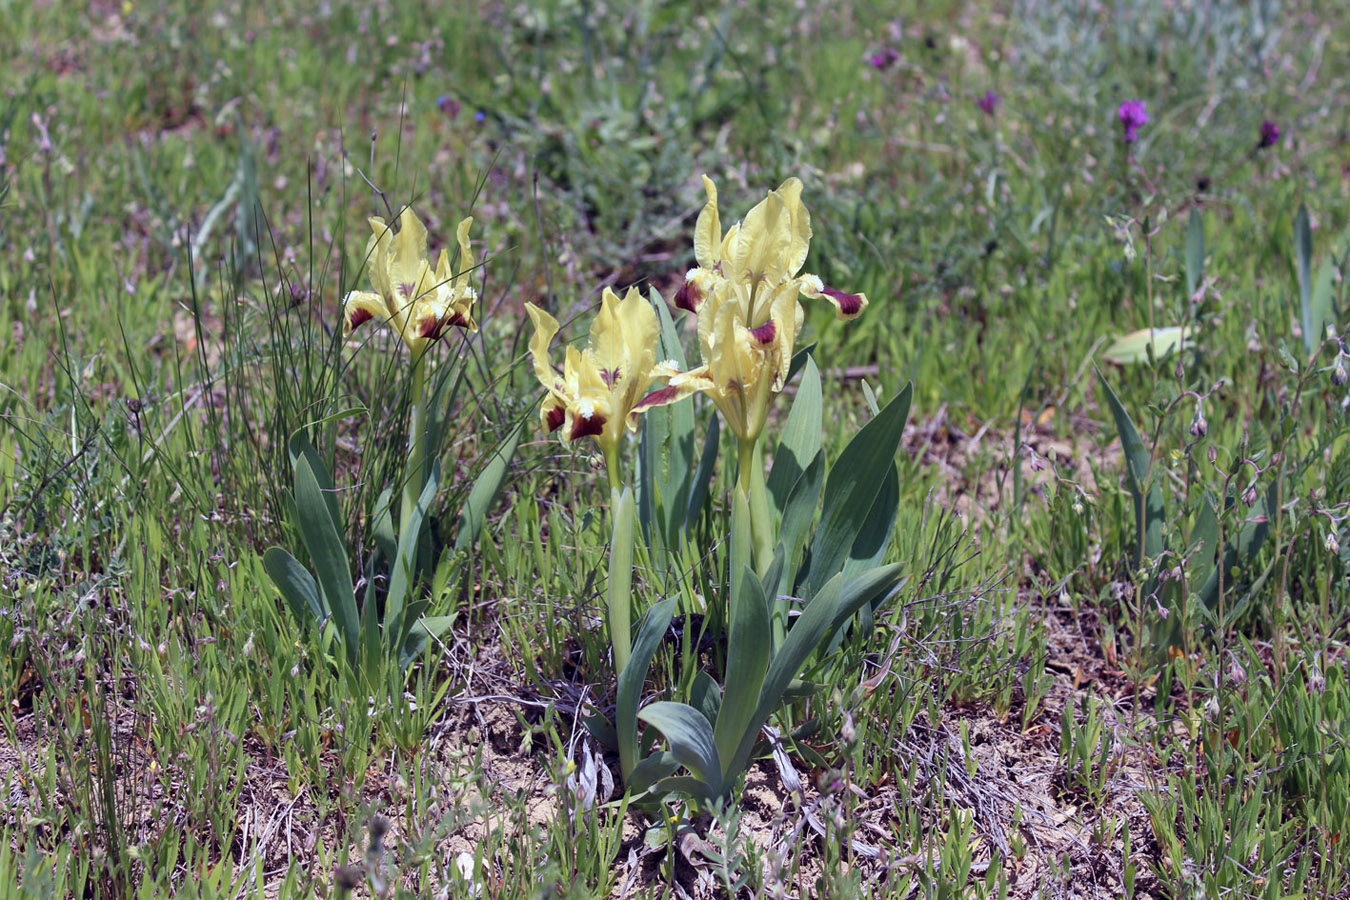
[455, 852, 480, 897]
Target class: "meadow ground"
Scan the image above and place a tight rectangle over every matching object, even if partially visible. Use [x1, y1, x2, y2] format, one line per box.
[2, 1, 1350, 898]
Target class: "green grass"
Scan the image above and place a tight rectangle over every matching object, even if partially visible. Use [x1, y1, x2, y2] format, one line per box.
[3, 0, 1350, 897]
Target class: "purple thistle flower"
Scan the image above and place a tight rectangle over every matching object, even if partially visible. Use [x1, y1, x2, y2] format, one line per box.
[1117, 100, 1149, 144]
[977, 91, 1001, 116]
[868, 48, 899, 71]
[1258, 119, 1280, 149]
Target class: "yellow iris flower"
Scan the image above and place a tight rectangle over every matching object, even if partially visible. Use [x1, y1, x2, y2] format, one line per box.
[342, 207, 478, 355]
[641, 175, 869, 442]
[526, 287, 664, 462]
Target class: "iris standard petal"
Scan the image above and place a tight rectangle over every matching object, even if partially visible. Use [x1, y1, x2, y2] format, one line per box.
[588, 288, 629, 381]
[774, 177, 812, 279]
[734, 189, 793, 285]
[364, 218, 395, 305]
[693, 175, 722, 270]
[453, 216, 476, 293]
[614, 288, 659, 378]
[388, 207, 432, 302]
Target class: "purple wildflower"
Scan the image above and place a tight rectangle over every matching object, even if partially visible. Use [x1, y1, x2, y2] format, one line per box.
[474, 110, 486, 124]
[1117, 100, 1148, 144]
[1258, 119, 1280, 149]
[977, 91, 1001, 116]
[869, 48, 899, 71]
[436, 95, 461, 119]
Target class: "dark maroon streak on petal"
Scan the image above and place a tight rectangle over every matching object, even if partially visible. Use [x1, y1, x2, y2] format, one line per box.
[545, 405, 566, 432]
[347, 307, 374, 329]
[636, 385, 681, 410]
[674, 279, 703, 313]
[600, 367, 621, 387]
[749, 320, 777, 345]
[822, 287, 864, 316]
[569, 413, 606, 441]
[418, 316, 444, 339]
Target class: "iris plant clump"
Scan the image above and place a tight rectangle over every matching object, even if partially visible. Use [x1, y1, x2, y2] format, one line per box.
[264, 206, 508, 689]
[343, 207, 479, 542]
[526, 176, 904, 805]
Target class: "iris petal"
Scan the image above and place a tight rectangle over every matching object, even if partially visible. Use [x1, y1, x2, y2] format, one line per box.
[342, 291, 388, 334]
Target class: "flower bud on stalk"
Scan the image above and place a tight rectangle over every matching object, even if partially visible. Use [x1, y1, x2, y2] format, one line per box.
[1189, 403, 1208, 438]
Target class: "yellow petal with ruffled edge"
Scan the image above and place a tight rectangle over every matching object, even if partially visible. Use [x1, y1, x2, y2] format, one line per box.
[525, 303, 561, 390]
[387, 207, 432, 307]
[732, 188, 793, 286]
[589, 287, 658, 394]
[454, 217, 476, 290]
[587, 288, 626, 380]
[364, 217, 394, 304]
[524, 303, 568, 434]
[452, 218, 479, 331]
[719, 222, 741, 269]
[611, 288, 660, 434]
[774, 177, 812, 280]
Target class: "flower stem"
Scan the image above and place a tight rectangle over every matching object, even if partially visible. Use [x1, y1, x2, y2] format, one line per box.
[400, 353, 428, 545]
[737, 437, 774, 576]
[608, 484, 636, 674]
[604, 443, 622, 495]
